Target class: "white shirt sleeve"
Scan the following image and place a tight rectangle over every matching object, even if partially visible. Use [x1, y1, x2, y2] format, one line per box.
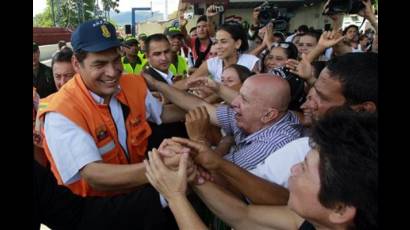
[145, 89, 163, 125]
[44, 112, 102, 185]
[250, 137, 310, 188]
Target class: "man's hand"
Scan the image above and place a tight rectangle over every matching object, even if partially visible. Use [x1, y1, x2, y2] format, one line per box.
[185, 106, 210, 143]
[145, 149, 190, 199]
[186, 77, 220, 93]
[158, 139, 191, 171]
[171, 137, 221, 171]
[141, 72, 158, 91]
[286, 54, 315, 86]
[317, 30, 346, 49]
[358, 0, 374, 19]
[262, 22, 275, 49]
[206, 4, 219, 18]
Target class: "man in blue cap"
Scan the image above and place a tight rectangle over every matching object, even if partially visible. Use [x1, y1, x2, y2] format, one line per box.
[37, 19, 186, 198]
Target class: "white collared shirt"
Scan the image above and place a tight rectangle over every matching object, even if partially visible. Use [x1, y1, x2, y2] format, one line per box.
[44, 87, 163, 184]
[151, 66, 174, 85]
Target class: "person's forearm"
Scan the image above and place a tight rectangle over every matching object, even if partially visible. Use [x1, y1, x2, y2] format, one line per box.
[156, 81, 219, 125]
[368, 16, 378, 34]
[81, 162, 148, 192]
[249, 42, 267, 56]
[216, 159, 289, 205]
[157, 81, 207, 112]
[214, 136, 234, 156]
[168, 195, 208, 230]
[216, 83, 239, 104]
[193, 181, 248, 226]
[161, 104, 186, 123]
[207, 16, 217, 37]
[306, 44, 326, 63]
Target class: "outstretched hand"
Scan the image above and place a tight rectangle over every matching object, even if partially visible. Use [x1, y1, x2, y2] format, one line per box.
[185, 106, 211, 143]
[171, 137, 221, 171]
[145, 149, 190, 199]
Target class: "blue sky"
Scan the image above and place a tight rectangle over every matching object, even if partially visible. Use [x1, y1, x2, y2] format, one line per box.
[33, 0, 179, 17]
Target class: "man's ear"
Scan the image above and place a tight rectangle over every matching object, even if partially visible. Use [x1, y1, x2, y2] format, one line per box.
[261, 108, 279, 123]
[328, 203, 356, 225]
[350, 101, 377, 113]
[71, 55, 81, 73]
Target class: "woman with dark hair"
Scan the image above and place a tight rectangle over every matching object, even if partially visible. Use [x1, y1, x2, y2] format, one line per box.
[261, 41, 298, 73]
[221, 64, 253, 87]
[186, 23, 259, 83]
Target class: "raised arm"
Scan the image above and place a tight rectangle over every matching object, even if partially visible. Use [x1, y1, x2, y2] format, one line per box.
[186, 76, 239, 104]
[143, 72, 218, 125]
[358, 0, 378, 34]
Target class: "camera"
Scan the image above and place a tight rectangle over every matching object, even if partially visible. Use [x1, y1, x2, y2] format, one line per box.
[322, 0, 376, 15]
[258, 1, 288, 32]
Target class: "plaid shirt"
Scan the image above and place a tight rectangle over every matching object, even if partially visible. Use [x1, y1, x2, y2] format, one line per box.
[216, 105, 303, 170]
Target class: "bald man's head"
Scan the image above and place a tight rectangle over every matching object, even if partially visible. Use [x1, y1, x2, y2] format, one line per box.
[244, 74, 291, 111]
[231, 73, 291, 134]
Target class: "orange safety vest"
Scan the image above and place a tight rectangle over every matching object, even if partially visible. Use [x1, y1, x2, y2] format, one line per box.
[38, 74, 152, 197]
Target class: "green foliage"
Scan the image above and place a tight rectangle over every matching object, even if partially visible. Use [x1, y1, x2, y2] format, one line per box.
[33, 0, 120, 28]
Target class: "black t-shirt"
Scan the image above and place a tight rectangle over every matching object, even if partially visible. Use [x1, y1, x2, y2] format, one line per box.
[299, 220, 316, 230]
[33, 63, 57, 98]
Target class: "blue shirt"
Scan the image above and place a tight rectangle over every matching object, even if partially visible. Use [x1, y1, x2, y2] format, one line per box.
[216, 105, 303, 170]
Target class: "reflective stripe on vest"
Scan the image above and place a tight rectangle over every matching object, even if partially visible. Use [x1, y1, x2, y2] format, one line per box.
[98, 140, 116, 155]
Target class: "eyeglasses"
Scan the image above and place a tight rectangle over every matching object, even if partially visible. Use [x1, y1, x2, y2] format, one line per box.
[270, 42, 290, 49]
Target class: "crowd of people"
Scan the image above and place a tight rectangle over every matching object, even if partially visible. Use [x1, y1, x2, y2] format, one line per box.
[33, 0, 378, 229]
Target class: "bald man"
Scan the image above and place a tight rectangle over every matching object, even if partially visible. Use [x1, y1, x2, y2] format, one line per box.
[143, 73, 302, 170]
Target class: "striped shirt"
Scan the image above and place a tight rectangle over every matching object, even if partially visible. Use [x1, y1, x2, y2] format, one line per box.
[216, 105, 303, 170]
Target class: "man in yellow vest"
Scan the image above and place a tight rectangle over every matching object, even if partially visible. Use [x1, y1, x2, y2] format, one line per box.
[164, 26, 189, 78]
[121, 36, 147, 74]
[38, 19, 186, 197]
[137, 33, 148, 60]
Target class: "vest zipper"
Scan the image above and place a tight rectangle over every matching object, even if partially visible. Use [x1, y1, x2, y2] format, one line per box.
[107, 106, 130, 163]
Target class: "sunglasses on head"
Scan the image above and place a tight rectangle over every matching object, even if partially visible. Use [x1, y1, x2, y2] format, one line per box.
[270, 42, 290, 49]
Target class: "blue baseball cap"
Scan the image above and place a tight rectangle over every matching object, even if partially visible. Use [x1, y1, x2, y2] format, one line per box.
[71, 19, 121, 52]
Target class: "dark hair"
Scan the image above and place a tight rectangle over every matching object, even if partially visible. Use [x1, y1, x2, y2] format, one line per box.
[224, 64, 253, 83]
[197, 15, 207, 24]
[326, 52, 378, 107]
[297, 25, 309, 33]
[343, 25, 359, 35]
[311, 61, 326, 79]
[274, 42, 298, 59]
[359, 34, 368, 41]
[273, 32, 285, 42]
[260, 42, 298, 73]
[299, 31, 321, 43]
[217, 23, 249, 53]
[189, 27, 197, 33]
[52, 47, 73, 68]
[310, 108, 377, 230]
[144, 33, 170, 54]
[58, 40, 67, 49]
[74, 50, 88, 63]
